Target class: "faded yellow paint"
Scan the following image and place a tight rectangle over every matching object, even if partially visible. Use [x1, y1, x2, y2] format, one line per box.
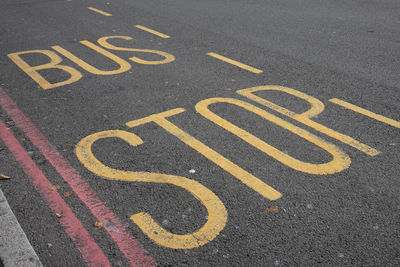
[52, 41, 131, 75]
[237, 86, 380, 156]
[135, 25, 171, 38]
[75, 130, 227, 249]
[7, 50, 82, 90]
[87, 7, 112, 16]
[196, 97, 351, 174]
[126, 108, 282, 201]
[206, 53, 263, 74]
[330, 98, 400, 129]
[97, 36, 175, 65]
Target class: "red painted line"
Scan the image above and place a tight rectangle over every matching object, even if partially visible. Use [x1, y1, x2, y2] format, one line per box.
[0, 87, 156, 267]
[0, 119, 110, 267]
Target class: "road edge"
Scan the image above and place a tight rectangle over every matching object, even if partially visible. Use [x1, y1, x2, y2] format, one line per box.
[0, 188, 42, 267]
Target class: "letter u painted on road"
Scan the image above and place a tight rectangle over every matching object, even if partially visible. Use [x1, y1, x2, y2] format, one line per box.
[195, 97, 351, 175]
[52, 41, 131, 75]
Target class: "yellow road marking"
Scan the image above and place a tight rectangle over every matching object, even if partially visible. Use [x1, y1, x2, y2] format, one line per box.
[87, 7, 112, 16]
[206, 52, 263, 74]
[135, 25, 171, 38]
[196, 98, 351, 175]
[97, 36, 175, 65]
[237, 86, 380, 156]
[76, 129, 227, 249]
[52, 41, 131, 75]
[126, 108, 282, 201]
[330, 98, 400, 129]
[8, 50, 82, 90]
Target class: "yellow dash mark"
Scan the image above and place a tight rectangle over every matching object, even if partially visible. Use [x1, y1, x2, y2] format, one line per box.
[87, 7, 112, 17]
[207, 52, 263, 74]
[135, 25, 170, 39]
[329, 98, 400, 129]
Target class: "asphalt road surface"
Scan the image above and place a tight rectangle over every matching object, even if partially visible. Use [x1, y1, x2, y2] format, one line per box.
[0, 0, 399, 266]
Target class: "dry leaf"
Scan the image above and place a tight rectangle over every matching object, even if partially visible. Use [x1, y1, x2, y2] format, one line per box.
[55, 213, 62, 218]
[63, 191, 73, 197]
[47, 243, 53, 248]
[0, 173, 11, 180]
[266, 206, 280, 214]
[6, 121, 14, 125]
[48, 185, 60, 191]
[226, 88, 232, 91]
[63, 143, 74, 147]
[94, 221, 103, 230]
